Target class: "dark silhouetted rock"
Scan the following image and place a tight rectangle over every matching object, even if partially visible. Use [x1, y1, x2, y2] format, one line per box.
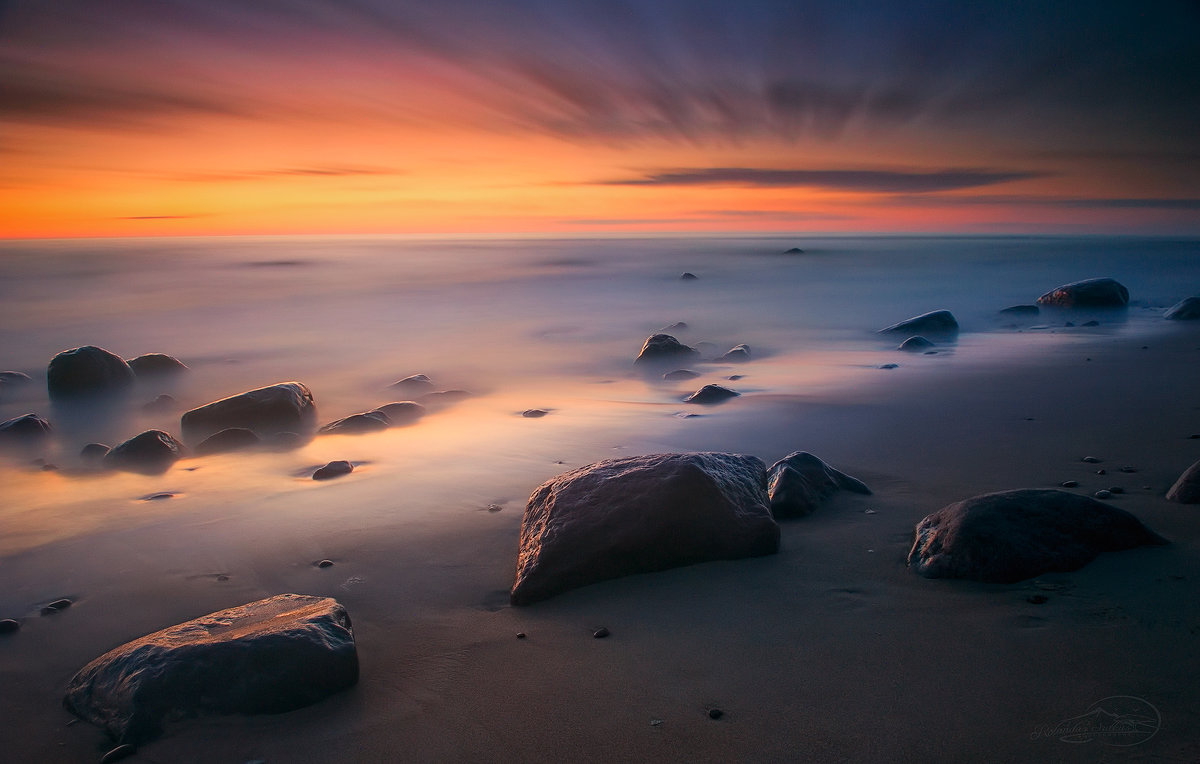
[879, 363, 899, 369]
[1167, 459, 1200, 503]
[784, 247, 805, 254]
[0, 371, 32, 384]
[907, 489, 1166, 583]
[1164, 297, 1200, 320]
[1036, 278, 1129, 308]
[42, 598, 72, 614]
[766, 451, 871, 518]
[126, 353, 188, 377]
[0, 618, 19, 634]
[81, 442, 111, 461]
[369, 401, 424, 425]
[511, 452, 779, 605]
[194, 428, 261, 456]
[878, 310, 958, 336]
[683, 384, 739, 404]
[47, 346, 135, 401]
[522, 409, 548, 418]
[63, 594, 357, 745]
[319, 412, 389, 435]
[663, 369, 701, 381]
[634, 334, 700, 366]
[313, 460, 353, 481]
[999, 305, 1039, 316]
[389, 374, 435, 395]
[897, 336, 934, 352]
[181, 382, 316, 442]
[679, 272, 698, 281]
[719, 344, 751, 362]
[0, 413, 52, 443]
[104, 430, 185, 474]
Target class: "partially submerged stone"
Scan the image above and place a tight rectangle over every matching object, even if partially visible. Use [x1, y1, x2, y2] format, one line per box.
[369, 401, 424, 425]
[684, 384, 740, 404]
[897, 336, 934, 352]
[104, 430, 185, 474]
[999, 304, 1039, 316]
[194, 427, 261, 456]
[313, 460, 353, 480]
[1036, 277, 1129, 308]
[634, 334, 700, 366]
[663, 369, 700, 381]
[511, 452, 779, 605]
[47, 346, 135, 401]
[319, 411, 389, 435]
[126, 353, 188, 377]
[389, 374, 435, 395]
[907, 489, 1166, 583]
[878, 310, 958, 336]
[718, 344, 751, 362]
[0, 413, 52, 443]
[1164, 296, 1200, 320]
[63, 594, 357, 745]
[1166, 459, 1200, 503]
[181, 382, 316, 443]
[766, 451, 871, 518]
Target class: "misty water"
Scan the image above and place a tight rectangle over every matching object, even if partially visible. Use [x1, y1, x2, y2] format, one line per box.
[1, 234, 1197, 556]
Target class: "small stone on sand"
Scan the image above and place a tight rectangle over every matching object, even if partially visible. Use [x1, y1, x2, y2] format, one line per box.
[0, 619, 19, 634]
[592, 627, 610, 639]
[708, 708, 724, 720]
[522, 409, 548, 418]
[516, 632, 526, 639]
[313, 460, 353, 481]
[317, 559, 334, 568]
[1082, 456, 1101, 463]
[41, 598, 72, 615]
[1060, 480, 1079, 488]
[1094, 489, 1113, 499]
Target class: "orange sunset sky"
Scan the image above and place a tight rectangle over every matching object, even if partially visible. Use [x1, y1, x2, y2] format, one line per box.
[2, 1, 1198, 238]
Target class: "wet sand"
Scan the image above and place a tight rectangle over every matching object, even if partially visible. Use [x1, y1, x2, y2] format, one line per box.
[3, 323, 1199, 763]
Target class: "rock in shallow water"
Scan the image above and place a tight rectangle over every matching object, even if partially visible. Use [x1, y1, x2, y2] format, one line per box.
[878, 310, 958, 336]
[319, 411, 390, 435]
[1036, 277, 1129, 308]
[897, 336, 934, 352]
[1166, 459, 1200, 503]
[63, 594, 357, 745]
[511, 452, 779, 605]
[369, 401, 424, 425]
[181, 382, 316, 443]
[0, 413, 52, 443]
[1164, 296, 1200, 320]
[766, 451, 871, 518]
[126, 353, 188, 377]
[104, 430, 185, 474]
[907, 489, 1166, 583]
[313, 460, 353, 480]
[47, 346, 135, 401]
[634, 334, 699, 366]
[194, 427, 261, 456]
[683, 384, 740, 404]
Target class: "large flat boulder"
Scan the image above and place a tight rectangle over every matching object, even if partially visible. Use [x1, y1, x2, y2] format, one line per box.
[47, 346, 135, 401]
[1036, 277, 1129, 308]
[180, 382, 316, 443]
[766, 451, 871, 518]
[511, 452, 779, 605]
[907, 489, 1166, 583]
[1166, 459, 1200, 503]
[64, 594, 358, 745]
[878, 310, 958, 336]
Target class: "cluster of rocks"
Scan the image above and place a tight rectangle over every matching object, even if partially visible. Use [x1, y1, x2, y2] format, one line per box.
[634, 332, 755, 406]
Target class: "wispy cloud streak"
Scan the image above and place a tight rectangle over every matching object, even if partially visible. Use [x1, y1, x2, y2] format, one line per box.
[603, 167, 1045, 193]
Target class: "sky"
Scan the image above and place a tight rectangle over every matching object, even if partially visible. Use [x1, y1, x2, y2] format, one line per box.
[1, 0, 1198, 238]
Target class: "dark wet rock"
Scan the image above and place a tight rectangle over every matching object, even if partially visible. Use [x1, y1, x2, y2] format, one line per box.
[1166, 459, 1200, 503]
[515, 632, 526, 639]
[0, 413, 52, 442]
[784, 247, 805, 254]
[718, 344, 751, 362]
[1164, 296, 1200, 320]
[1096, 468, 1107, 475]
[1081, 456, 1101, 463]
[879, 363, 899, 369]
[878, 310, 958, 336]
[1060, 480, 1079, 488]
[897, 336, 934, 352]
[317, 559, 334, 568]
[319, 411, 390, 435]
[47, 346, 135, 401]
[592, 627, 610, 639]
[0, 618, 19, 635]
[1119, 466, 1138, 473]
[81, 443, 111, 461]
[683, 384, 739, 405]
[1094, 489, 1113, 499]
[1036, 277, 1129, 308]
[1081, 320, 1100, 327]
[522, 409, 548, 418]
[907, 489, 1167, 583]
[663, 369, 701, 381]
[727, 374, 744, 381]
[313, 460, 353, 481]
[104, 430, 185, 474]
[143, 394, 177, 412]
[140, 492, 176, 501]
[194, 427, 261, 456]
[999, 305, 1039, 316]
[43, 598, 73, 613]
[369, 401, 424, 425]
[635, 334, 700, 366]
[389, 374, 435, 395]
[679, 272, 698, 281]
[708, 708, 724, 720]
[63, 593, 358, 745]
[181, 382, 316, 443]
[766, 451, 871, 518]
[126, 353, 188, 377]
[510, 452, 779, 605]
[100, 744, 137, 764]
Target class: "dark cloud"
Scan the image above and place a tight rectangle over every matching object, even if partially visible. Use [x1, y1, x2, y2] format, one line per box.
[603, 167, 1045, 193]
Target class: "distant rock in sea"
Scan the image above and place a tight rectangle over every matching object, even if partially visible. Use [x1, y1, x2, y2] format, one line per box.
[313, 460, 353, 480]
[718, 344, 751, 362]
[126, 353, 188, 377]
[907, 488, 1166, 583]
[897, 336, 934, 352]
[46, 345, 135, 401]
[663, 369, 701, 381]
[0, 413, 52, 443]
[522, 409, 548, 418]
[510, 452, 779, 605]
[1036, 277, 1129, 308]
[635, 334, 700, 366]
[679, 272, 698, 281]
[319, 411, 390, 435]
[683, 384, 740, 404]
[80, 442, 111, 461]
[783, 247, 805, 254]
[999, 304, 1039, 316]
[181, 382, 316, 443]
[369, 401, 424, 425]
[388, 374, 435, 396]
[104, 430, 186, 474]
[1164, 296, 1200, 320]
[1166, 459, 1200, 503]
[878, 310, 959, 336]
[63, 594, 358, 745]
[766, 451, 871, 518]
[194, 427, 261, 456]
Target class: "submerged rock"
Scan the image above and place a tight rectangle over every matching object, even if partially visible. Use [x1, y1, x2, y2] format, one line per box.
[878, 310, 958, 336]
[63, 594, 357, 745]
[194, 427, 261, 456]
[522, 409, 548, 418]
[319, 412, 389, 435]
[0, 371, 32, 384]
[684, 384, 740, 404]
[47, 346, 135, 401]
[679, 272, 698, 281]
[766, 451, 871, 518]
[784, 247, 805, 254]
[313, 460, 353, 481]
[718, 344, 751, 362]
[369, 401, 424, 425]
[1164, 296, 1200, 320]
[511, 452, 779, 605]
[389, 374, 435, 395]
[663, 369, 701, 381]
[0, 413, 52, 443]
[897, 336, 934, 352]
[1166, 459, 1200, 503]
[104, 430, 185, 474]
[126, 353, 188, 377]
[80, 442, 111, 461]
[634, 334, 700, 366]
[907, 489, 1166, 583]
[181, 382, 316, 443]
[1036, 277, 1129, 308]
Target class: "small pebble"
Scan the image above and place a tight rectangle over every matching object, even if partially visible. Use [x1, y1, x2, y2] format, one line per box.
[1119, 466, 1137, 473]
[1081, 456, 1101, 463]
[1095, 469, 1106, 475]
[521, 409, 548, 418]
[1060, 480, 1079, 488]
[516, 632, 526, 639]
[317, 559, 334, 568]
[708, 708, 724, 720]
[650, 719, 664, 727]
[727, 375, 744, 381]
[215, 574, 230, 582]
[140, 492, 175, 501]
[0, 618, 20, 634]
[592, 627, 610, 639]
[1094, 489, 1113, 499]
[879, 363, 899, 369]
[486, 503, 503, 512]
[43, 598, 72, 612]
[864, 509, 877, 515]
[100, 744, 137, 764]
[1026, 595, 1048, 604]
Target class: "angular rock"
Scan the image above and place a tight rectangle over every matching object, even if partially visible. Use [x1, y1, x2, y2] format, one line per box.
[369, 401, 424, 425]
[511, 452, 779, 605]
[63, 594, 357, 745]
[126, 353, 188, 377]
[634, 334, 700, 366]
[0, 413, 52, 443]
[1164, 296, 1200, 320]
[907, 489, 1166, 583]
[784, 247, 805, 254]
[313, 460, 353, 480]
[897, 336, 934, 352]
[663, 369, 701, 381]
[1036, 277, 1129, 308]
[878, 310, 958, 336]
[194, 427, 261, 456]
[180, 382, 316, 443]
[684, 384, 739, 404]
[319, 411, 389, 435]
[1166, 459, 1200, 503]
[389, 374, 435, 395]
[999, 305, 1039, 316]
[47, 346, 135, 401]
[718, 344, 751, 362]
[104, 430, 185, 474]
[766, 451, 871, 518]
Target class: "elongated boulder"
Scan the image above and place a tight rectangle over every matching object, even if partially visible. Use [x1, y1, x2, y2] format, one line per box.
[1036, 277, 1129, 308]
[878, 310, 958, 336]
[47, 346, 135, 401]
[634, 334, 700, 365]
[104, 430, 185, 474]
[181, 382, 316, 443]
[126, 353, 188, 377]
[63, 594, 357, 745]
[1166, 459, 1200, 503]
[897, 336, 934, 352]
[511, 452, 779, 605]
[370, 401, 424, 425]
[319, 411, 389, 435]
[1164, 296, 1200, 320]
[907, 489, 1166, 583]
[766, 451, 871, 518]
